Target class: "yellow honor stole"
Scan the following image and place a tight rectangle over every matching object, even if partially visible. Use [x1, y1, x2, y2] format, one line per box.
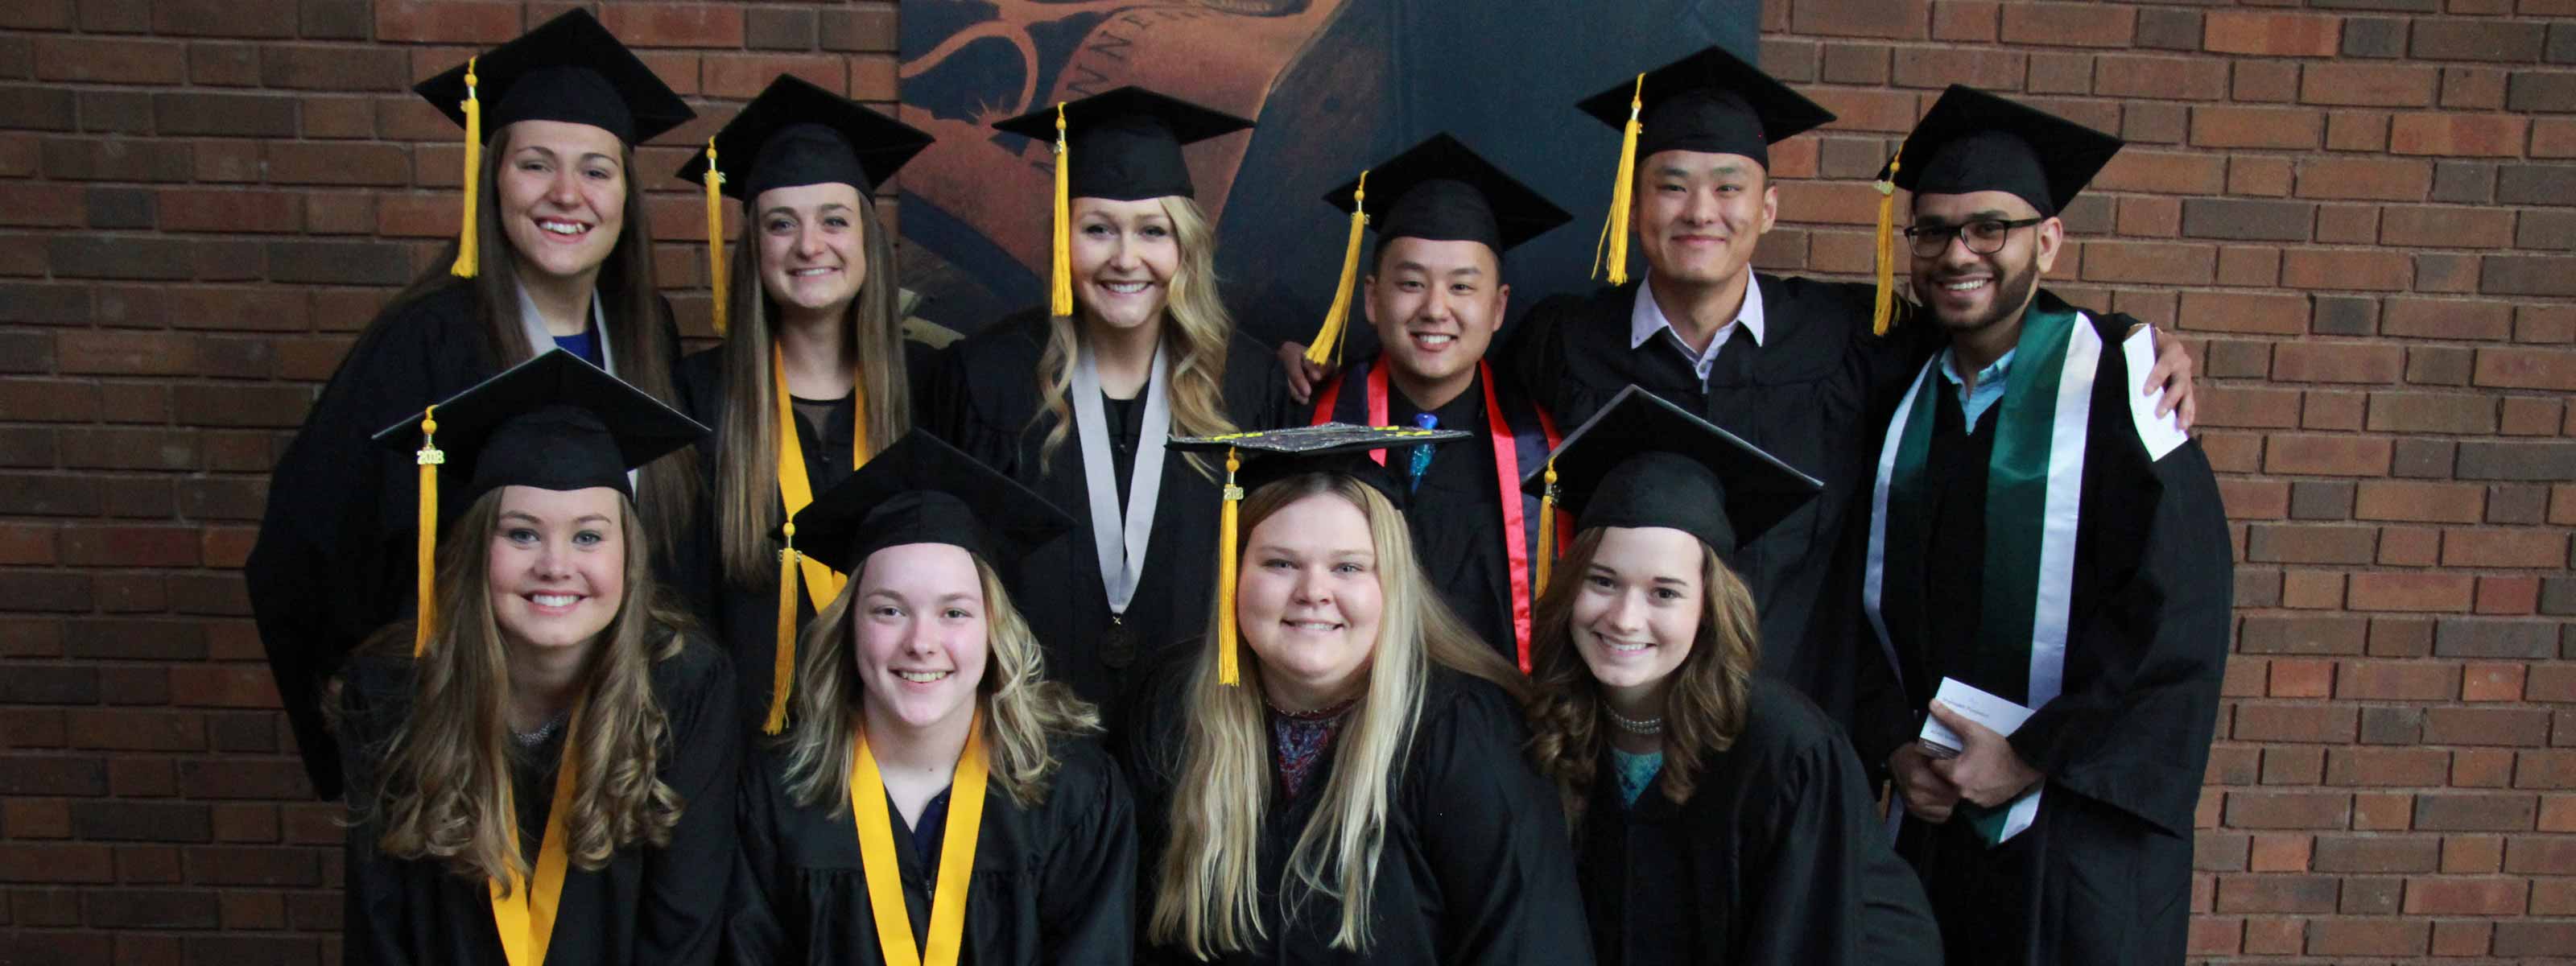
[851, 713, 990, 966]
[765, 343, 870, 732]
[489, 719, 580, 966]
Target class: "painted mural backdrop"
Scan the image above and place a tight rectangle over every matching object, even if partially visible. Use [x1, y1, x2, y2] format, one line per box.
[897, 0, 1761, 346]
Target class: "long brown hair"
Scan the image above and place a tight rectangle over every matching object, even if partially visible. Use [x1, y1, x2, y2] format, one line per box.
[710, 191, 910, 586]
[777, 551, 1099, 810]
[1523, 526, 1758, 828]
[1150, 474, 1521, 956]
[356, 488, 691, 888]
[375, 122, 702, 564]
[1034, 196, 1238, 477]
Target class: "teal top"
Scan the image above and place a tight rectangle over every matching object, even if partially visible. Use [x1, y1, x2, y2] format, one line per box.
[1609, 746, 1665, 809]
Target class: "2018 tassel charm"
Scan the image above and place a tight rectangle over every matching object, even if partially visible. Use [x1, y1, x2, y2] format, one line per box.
[704, 139, 729, 336]
[1593, 74, 1644, 285]
[414, 406, 444, 657]
[1305, 170, 1369, 367]
[766, 523, 799, 734]
[1216, 448, 1242, 686]
[1048, 103, 1074, 318]
[1534, 456, 1558, 597]
[1870, 145, 1905, 336]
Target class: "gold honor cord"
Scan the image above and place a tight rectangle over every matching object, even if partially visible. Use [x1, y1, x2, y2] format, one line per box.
[766, 342, 871, 730]
[852, 715, 991, 966]
[489, 716, 580, 966]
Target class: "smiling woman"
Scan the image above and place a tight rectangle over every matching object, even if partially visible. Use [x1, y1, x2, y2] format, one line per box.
[244, 9, 702, 803]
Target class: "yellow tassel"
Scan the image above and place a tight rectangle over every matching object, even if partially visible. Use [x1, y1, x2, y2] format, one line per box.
[1048, 103, 1074, 318]
[704, 138, 729, 336]
[1216, 448, 1242, 686]
[1534, 456, 1558, 596]
[449, 57, 481, 279]
[1871, 144, 1905, 336]
[1304, 170, 1368, 367]
[765, 523, 798, 735]
[412, 406, 444, 658]
[1591, 74, 1644, 286]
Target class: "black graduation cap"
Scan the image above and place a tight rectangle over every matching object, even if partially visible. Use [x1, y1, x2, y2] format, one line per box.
[1523, 386, 1821, 559]
[369, 349, 706, 503]
[675, 74, 935, 200]
[1886, 85, 2123, 218]
[1326, 133, 1572, 255]
[786, 431, 1074, 576]
[413, 9, 694, 147]
[1167, 423, 1472, 685]
[1575, 43, 1835, 168]
[989, 85, 1255, 201]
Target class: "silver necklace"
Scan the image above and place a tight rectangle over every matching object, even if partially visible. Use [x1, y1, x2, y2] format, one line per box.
[511, 710, 569, 748]
[1605, 706, 1665, 735]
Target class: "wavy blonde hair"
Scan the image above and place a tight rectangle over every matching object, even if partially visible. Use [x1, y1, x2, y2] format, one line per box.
[1149, 474, 1521, 956]
[777, 551, 1100, 810]
[1523, 526, 1758, 829]
[710, 192, 910, 586]
[1034, 195, 1237, 477]
[360, 488, 688, 890]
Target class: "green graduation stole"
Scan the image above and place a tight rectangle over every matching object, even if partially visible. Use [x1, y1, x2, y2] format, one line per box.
[1864, 303, 2102, 846]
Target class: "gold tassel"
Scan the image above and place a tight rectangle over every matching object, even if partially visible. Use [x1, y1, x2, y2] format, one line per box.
[1303, 170, 1368, 367]
[765, 524, 798, 735]
[1048, 103, 1074, 318]
[704, 138, 729, 336]
[1216, 448, 1242, 686]
[1591, 74, 1644, 285]
[1534, 455, 1557, 596]
[412, 406, 444, 657]
[1871, 144, 1905, 336]
[449, 57, 481, 279]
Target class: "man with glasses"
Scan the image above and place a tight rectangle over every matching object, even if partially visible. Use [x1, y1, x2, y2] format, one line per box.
[1861, 85, 2230, 965]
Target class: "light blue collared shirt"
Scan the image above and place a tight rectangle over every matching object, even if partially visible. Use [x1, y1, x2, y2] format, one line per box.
[1629, 269, 1765, 387]
[1939, 346, 2017, 431]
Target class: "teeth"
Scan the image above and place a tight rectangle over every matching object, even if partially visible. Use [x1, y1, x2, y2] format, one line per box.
[1415, 334, 1454, 346]
[790, 267, 834, 277]
[1942, 279, 1988, 291]
[1286, 621, 1341, 632]
[896, 671, 950, 683]
[1603, 638, 1651, 653]
[1100, 281, 1148, 294]
[531, 593, 580, 607]
[539, 221, 588, 236]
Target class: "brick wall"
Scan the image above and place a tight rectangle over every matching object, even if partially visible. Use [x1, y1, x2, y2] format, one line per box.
[0, 1, 2567, 963]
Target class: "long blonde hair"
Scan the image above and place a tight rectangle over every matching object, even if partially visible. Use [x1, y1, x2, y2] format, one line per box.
[1523, 526, 1758, 828]
[359, 488, 690, 889]
[1149, 474, 1521, 956]
[711, 192, 910, 586]
[1034, 195, 1237, 476]
[377, 122, 702, 565]
[778, 551, 1099, 810]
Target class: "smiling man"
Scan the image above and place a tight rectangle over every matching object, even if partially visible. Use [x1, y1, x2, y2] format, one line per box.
[1860, 86, 2231, 966]
[1301, 134, 1573, 672]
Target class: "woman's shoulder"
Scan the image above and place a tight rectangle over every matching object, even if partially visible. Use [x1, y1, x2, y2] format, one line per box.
[949, 308, 1051, 366]
[649, 627, 739, 717]
[1414, 667, 1534, 754]
[1038, 732, 1129, 812]
[1709, 683, 1858, 779]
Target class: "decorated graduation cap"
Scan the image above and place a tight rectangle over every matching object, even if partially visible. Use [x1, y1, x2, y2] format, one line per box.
[1523, 385, 1821, 574]
[1166, 423, 1472, 685]
[1577, 43, 1835, 286]
[415, 9, 695, 279]
[1866, 85, 2125, 335]
[764, 431, 1074, 732]
[675, 75, 935, 336]
[1302, 133, 1573, 366]
[990, 87, 1255, 316]
[371, 349, 708, 657]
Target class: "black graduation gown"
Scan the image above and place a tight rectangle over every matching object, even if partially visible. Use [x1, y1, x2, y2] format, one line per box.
[727, 733, 1138, 964]
[1307, 357, 1559, 671]
[1576, 685, 1940, 966]
[918, 309, 1297, 722]
[337, 635, 741, 965]
[671, 340, 939, 722]
[246, 282, 691, 799]
[1125, 667, 1595, 966]
[1503, 276, 1933, 732]
[1875, 295, 2231, 966]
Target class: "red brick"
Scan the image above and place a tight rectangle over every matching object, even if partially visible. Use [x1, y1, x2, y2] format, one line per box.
[597, 3, 742, 47]
[2273, 343, 2403, 383]
[703, 53, 844, 101]
[2078, 241, 2215, 285]
[2381, 297, 2514, 341]
[2380, 205, 2515, 249]
[2191, 105, 2323, 150]
[2391, 114, 2530, 158]
[2473, 348, 2576, 392]
[2264, 434, 2392, 476]
[1998, 2, 2131, 47]
[2366, 391, 2497, 434]
[2442, 528, 2570, 568]
[374, 0, 521, 43]
[2346, 572, 2475, 612]
[2216, 873, 2339, 913]
[2355, 481, 2487, 523]
[2309, 918, 2429, 957]
[2327, 745, 2453, 786]
[2295, 157, 2433, 201]
[2235, 703, 2358, 745]
[2404, 877, 2529, 914]
[1790, 0, 1931, 39]
[2301, 63, 2441, 108]
[33, 38, 184, 85]
[2095, 150, 2227, 195]
[2425, 707, 2556, 746]
[2280, 247, 2414, 291]
[2204, 10, 2343, 57]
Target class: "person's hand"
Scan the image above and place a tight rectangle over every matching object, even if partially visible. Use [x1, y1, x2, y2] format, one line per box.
[2138, 324, 2196, 433]
[1924, 700, 2044, 809]
[1889, 741, 1963, 824]
[1276, 341, 1334, 404]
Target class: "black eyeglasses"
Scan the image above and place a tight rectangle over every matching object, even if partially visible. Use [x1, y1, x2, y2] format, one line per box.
[1902, 217, 2046, 258]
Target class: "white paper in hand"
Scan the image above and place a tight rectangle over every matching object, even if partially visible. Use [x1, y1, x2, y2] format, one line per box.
[2124, 327, 2188, 461]
[1918, 677, 2045, 845]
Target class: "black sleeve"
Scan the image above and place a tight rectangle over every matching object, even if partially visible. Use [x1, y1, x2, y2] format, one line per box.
[723, 751, 793, 966]
[913, 341, 976, 452]
[637, 644, 743, 964]
[1737, 714, 1941, 966]
[1500, 297, 1575, 423]
[1406, 685, 1594, 965]
[2007, 440, 2231, 839]
[1038, 747, 1140, 962]
[336, 660, 415, 965]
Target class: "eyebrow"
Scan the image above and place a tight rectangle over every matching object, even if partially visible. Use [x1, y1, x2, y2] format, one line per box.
[512, 145, 621, 168]
[1916, 208, 2016, 226]
[759, 202, 852, 219]
[1389, 260, 1484, 278]
[1589, 564, 1691, 586]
